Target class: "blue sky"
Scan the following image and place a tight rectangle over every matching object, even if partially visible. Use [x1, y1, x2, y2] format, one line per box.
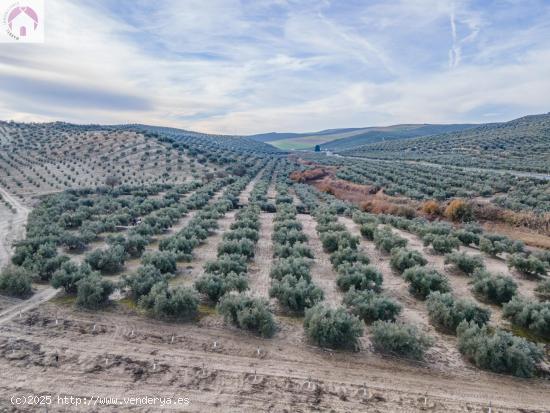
[0, 0, 549, 134]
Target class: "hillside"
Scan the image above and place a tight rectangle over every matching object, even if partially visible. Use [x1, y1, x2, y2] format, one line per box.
[343, 114, 550, 173]
[320, 124, 476, 151]
[0, 121, 278, 204]
[251, 124, 475, 150]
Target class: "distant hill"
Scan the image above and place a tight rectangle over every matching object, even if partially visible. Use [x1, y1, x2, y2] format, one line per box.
[320, 124, 476, 151]
[249, 124, 476, 150]
[342, 113, 550, 173]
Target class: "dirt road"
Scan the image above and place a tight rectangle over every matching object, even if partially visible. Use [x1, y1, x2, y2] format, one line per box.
[0, 186, 29, 269]
[1, 304, 549, 412]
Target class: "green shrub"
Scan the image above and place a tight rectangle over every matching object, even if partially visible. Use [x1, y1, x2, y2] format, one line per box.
[123, 234, 149, 257]
[390, 248, 427, 273]
[139, 282, 198, 321]
[195, 272, 248, 302]
[0, 265, 32, 297]
[336, 263, 382, 292]
[320, 231, 359, 253]
[269, 275, 324, 313]
[76, 274, 114, 309]
[457, 321, 543, 377]
[360, 223, 377, 240]
[141, 251, 177, 274]
[507, 254, 547, 277]
[343, 287, 402, 322]
[204, 254, 248, 275]
[426, 292, 490, 333]
[424, 234, 460, 254]
[471, 269, 517, 304]
[370, 321, 433, 359]
[453, 229, 480, 246]
[224, 227, 259, 242]
[502, 296, 550, 338]
[52, 261, 95, 294]
[270, 257, 311, 282]
[535, 279, 550, 300]
[303, 304, 364, 349]
[403, 266, 450, 299]
[85, 245, 126, 274]
[444, 251, 484, 275]
[272, 228, 307, 246]
[217, 239, 255, 259]
[217, 293, 275, 337]
[373, 227, 407, 253]
[123, 265, 166, 299]
[274, 242, 313, 259]
[330, 247, 370, 269]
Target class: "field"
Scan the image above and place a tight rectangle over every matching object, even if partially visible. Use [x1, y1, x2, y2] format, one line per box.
[0, 122, 550, 412]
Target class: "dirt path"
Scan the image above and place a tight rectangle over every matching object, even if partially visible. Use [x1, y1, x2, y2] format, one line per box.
[298, 214, 343, 307]
[339, 217, 468, 371]
[1, 305, 549, 412]
[0, 287, 59, 325]
[0, 186, 30, 269]
[247, 212, 274, 300]
[175, 175, 261, 288]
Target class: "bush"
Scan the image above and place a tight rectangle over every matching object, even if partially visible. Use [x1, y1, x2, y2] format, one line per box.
[403, 266, 450, 299]
[424, 235, 460, 254]
[343, 287, 401, 323]
[195, 272, 248, 302]
[269, 275, 324, 313]
[274, 242, 313, 259]
[444, 251, 484, 275]
[336, 263, 382, 292]
[272, 228, 306, 246]
[123, 234, 149, 258]
[507, 254, 547, 277]
[52, 261, 95, 294]
[454, 229, 479, 246]
[0, 265, 32, 297]
[502, 296, 550, 338]
[360, 223, 377, 240]
[303, 304, 364, 349]
[479, 237, 508, 256]
[426, 292, 490, 333]
[471, 270, 517, 305]
[205, 254, 247, 276]
[76, 274, 114, 309]
[390, 248, 427, 273]
[85, 245, 126, 274]
[330, 247, 369, 269]
[320, 231, 359, 253]
[217, 293, 275, 337]
[123, 265, 166, 300]
[444, 199, 473, 222]
[370, 321, 433, 359]
[139, 282, 198, 321]
[535, 279, 550, 300]
[457, 321, 543, 377]
[270, 257, 311, 282]
[141, 251, 177, 274]
[373, 227, 407, 253]
[217, 239, 255, 259]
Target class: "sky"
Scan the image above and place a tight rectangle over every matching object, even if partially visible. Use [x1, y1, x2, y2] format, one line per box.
[0, 0, 549, 135]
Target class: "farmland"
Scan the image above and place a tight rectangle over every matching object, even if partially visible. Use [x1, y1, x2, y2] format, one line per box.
[0, 122, 549, 412]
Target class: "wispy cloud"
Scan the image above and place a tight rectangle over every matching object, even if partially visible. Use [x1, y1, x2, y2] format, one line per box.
[0, 0, 549, 133]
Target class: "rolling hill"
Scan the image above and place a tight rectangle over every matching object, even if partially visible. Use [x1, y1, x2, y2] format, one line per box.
[342, 113, 550, 173]
[249, 124, 476, 150]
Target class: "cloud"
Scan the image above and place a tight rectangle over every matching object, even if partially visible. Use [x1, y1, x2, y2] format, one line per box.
[0, 0, 549, 133]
